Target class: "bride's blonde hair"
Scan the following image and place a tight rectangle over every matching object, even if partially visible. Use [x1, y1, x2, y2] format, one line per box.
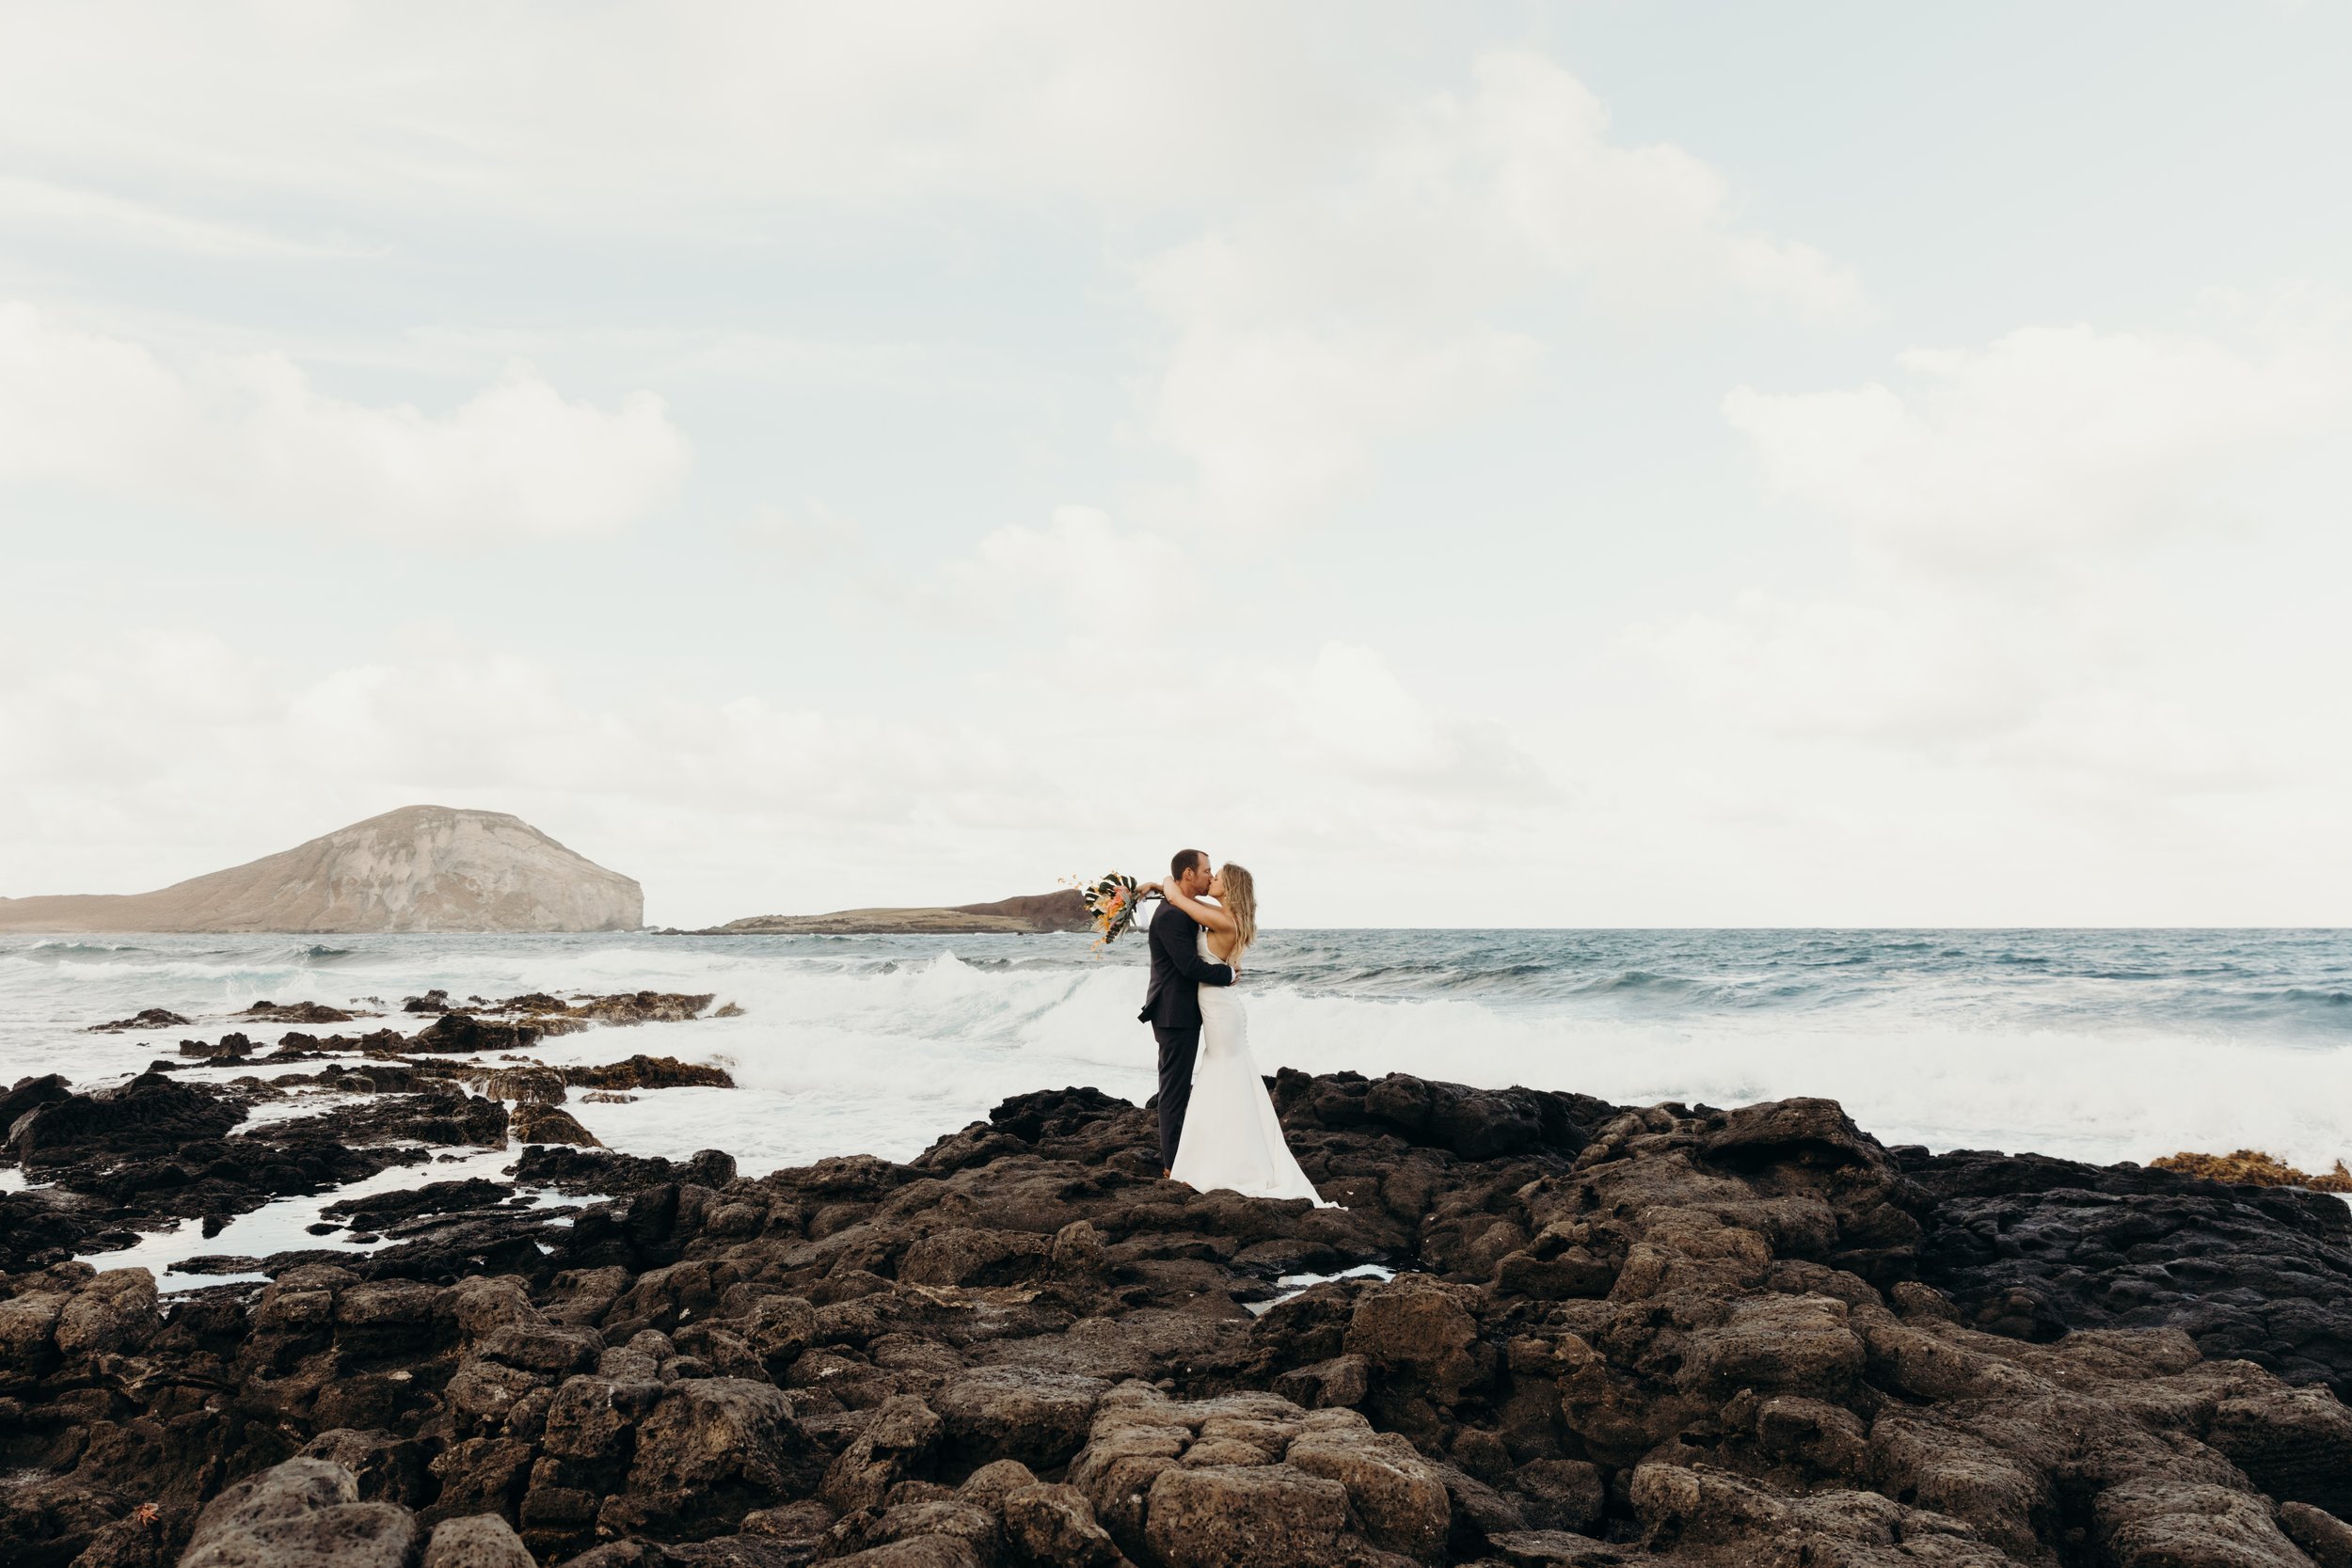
[1217, 863, 1258, 957]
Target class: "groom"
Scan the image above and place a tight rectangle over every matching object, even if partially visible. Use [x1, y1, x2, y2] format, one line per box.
[1137, 847, 1235, 1176]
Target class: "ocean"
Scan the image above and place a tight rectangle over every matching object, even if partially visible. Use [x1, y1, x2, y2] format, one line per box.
[6, 927, 2350, 1184]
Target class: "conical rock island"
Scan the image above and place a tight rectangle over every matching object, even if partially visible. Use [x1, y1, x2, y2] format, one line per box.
[0, 804, 641, 932]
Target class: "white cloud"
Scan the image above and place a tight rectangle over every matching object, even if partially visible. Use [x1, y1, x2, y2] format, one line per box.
[1424, 52, 1859, 322]
[0, 14, 1856, 543]
[0, 175, 372, 259]
[1143, 318, 1543, 534]
[930, 507, 1197, 626]
[1641, 562, 2344, 829]
[737, 500, 864, 562]
[0, 620, 1556, 925]
[21, 8, 2344, 928]
[0, 302, 691, 538]
[1273, 641, 1544, 795]
[1638, 590, 2043, 745]
[1651, 299, 2352, 816]
[0, 6, 1362, 220]
[1724, 322, 2345, 571]
[1135, 51, 1861, 330]
[1136, 48, 1863, 531]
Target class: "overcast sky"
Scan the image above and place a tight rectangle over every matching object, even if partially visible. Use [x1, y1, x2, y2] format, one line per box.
[4, 2, 2349, 927]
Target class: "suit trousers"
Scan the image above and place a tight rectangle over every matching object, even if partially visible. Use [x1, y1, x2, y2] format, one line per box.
[1152, 1023, 1201, 1171]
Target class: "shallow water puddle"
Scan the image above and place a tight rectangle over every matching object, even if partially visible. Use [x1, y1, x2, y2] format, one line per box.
[1244, 1262, 1396, 1316]
[71, 1144, 528, 1291]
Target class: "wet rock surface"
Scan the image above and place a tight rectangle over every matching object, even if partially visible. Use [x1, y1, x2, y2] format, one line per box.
[512, 1105, 605, 1148]
[564, 1055, 738, 1092]
[87, 1008, 193, 1034]
[235, 1001, 368, 1026]
[0, 1078, 448, 1275]
[1, 988, 742, 1275]
[401, 990, 723, 1037]
[8, 1070, 245, 1171]
[96, 989, 738, 1064]
[0, 1070, 445, 1277]
[1901, 1144, 2352, 1397]
[0, 1066, 2345, 1568]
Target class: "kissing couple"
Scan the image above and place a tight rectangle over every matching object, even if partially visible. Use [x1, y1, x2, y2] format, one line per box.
[1135, 848, 1328, 1205]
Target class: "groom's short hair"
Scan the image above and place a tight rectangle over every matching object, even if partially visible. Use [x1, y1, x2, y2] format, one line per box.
[1171, 848, 1208, 878]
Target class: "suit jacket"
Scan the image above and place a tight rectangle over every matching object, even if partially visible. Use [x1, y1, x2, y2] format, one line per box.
[1137, 896, 1234, 1029]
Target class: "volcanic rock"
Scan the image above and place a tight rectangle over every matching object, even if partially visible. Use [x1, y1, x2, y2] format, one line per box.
[1901, 1143, 2352, 1396]
[561, 1055, 736, 1091]
[275, 1087, 508, 1150]
[0, 1074, 525, 1271]
[180, 1456, 415, 1568]
[324, 1180, 518, 1229]
[932, 1367, 1109, 1471]
[0, 1070, 73, 1132]
[465, 1066, 568, 1105]
[237, 1000, 364, 1025]
[7, 1069, 242, 1170]
[299, 1429, 434, 1508]
[0, 1070, 2346, 1568]
[177, 1034, 255, 1059]
[1001, 1481, 1121, 1566]
[576, 992, 715, 1026]
[87, 1007, 192, 1033]
[512, 1105, 603, 1148]
[410, 1013, 543, 1054]
[2283, 1502, 2352, 1568]
[512, 1144, 738, 1196]
[421, 1513, 536, 1568]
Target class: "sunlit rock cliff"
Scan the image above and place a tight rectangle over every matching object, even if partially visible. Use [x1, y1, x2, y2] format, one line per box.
[0, 805, 642, 933]
[686, 888, 1089, 935]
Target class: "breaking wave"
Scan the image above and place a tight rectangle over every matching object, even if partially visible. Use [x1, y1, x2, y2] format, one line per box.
[4, 927, 2349, 1177]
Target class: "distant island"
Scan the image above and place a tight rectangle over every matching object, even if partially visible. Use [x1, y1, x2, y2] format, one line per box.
[675, 889, 1089, 935]
[0, 805, 642, 933]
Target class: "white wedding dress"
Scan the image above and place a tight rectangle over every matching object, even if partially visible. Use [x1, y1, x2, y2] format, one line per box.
[1170, 928, 1332, 1205]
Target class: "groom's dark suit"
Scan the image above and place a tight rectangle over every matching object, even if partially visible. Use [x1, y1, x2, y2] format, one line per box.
[1137, 896, 1235, 1171]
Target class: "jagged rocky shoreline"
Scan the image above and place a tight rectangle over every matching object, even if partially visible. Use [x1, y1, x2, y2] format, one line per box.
[0, 990, 735, 1272]
[4, 1028, 2352, 1567]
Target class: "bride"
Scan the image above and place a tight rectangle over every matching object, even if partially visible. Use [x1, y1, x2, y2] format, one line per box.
[1143, 863, 1330, 1205]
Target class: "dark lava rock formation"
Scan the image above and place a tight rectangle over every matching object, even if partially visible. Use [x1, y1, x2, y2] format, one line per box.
[1901, 1145, 2352, 1397]
[82, 990, 734, 1072]
[0, 1069, 485, 1274]
[1, 988, 744, 1281]
[234, 1001, 367, 1026]
[86, 1010, 192, 1035]
[1, 1069, 2349, 1568]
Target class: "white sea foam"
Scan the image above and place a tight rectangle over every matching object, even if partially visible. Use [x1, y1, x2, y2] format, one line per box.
[6, 931, 2349, 1207]
[1238, 988, 2352, 1170]
[519, 948, 2352, 1175]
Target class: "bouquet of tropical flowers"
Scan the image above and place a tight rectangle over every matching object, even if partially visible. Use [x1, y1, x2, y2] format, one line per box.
[1067, 870, 1152, 951]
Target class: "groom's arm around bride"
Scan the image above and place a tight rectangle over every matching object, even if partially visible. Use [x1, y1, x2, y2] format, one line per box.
[1136, 847, 1234, 1176]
